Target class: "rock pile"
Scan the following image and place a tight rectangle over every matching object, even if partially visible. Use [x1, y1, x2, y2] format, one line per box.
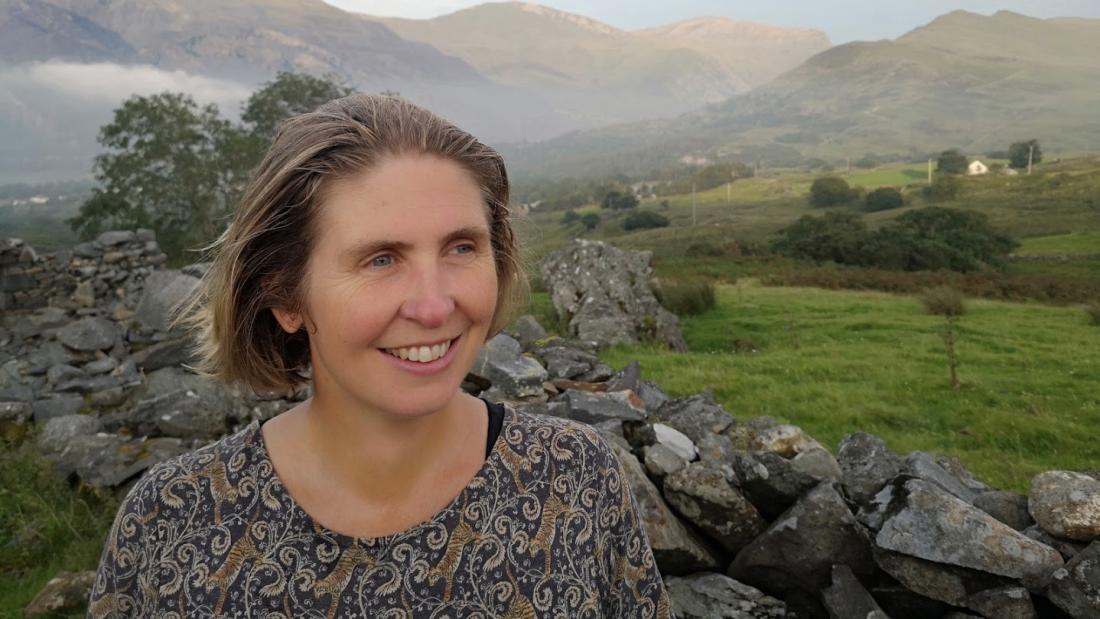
[539, 239, 687, 351]
[6, 232, 1099, 618]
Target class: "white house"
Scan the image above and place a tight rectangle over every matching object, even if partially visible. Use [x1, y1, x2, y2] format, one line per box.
[967, 160, 989, 176]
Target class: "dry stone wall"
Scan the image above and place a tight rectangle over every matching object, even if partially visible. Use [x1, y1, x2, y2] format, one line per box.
[6, 231, 1099, 618]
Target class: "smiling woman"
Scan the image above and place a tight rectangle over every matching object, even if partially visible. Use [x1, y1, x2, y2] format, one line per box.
[86, 94, 671, 617]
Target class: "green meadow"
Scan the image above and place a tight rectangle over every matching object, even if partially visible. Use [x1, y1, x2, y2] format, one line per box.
[534, 282, 1100, 493]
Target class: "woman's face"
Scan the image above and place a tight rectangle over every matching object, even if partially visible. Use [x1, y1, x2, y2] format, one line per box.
[274, 152, 499, 419]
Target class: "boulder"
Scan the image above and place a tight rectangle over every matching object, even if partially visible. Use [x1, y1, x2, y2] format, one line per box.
[23, 570, 97, 618]
[469, 334, 549, 399]
[731, 450, 819, 521]
[538, 239, 686, 351]
[751, 424, 820, 458]
[133, 269, 200, 332]
[652, 423, 697, 462]
[117, 367, 232, 440]
[837, 431, 904, 506]
[875, 478, 1063, 590]
[974, 490, 1034, 531]
[729, 481, 876, 614]
[663, 461, 766, 555]
[1030, 471, 1100, 542]
[534, 345, 612, 382]
[1047, 540, 1100, 618]
[555, 389, 645, 425]
[653, 393, 735, 443]
[905, 451, 988, 504]
[37, 414, 102, 456]
[609, 442, 721, 575]
[820, 564, 888, 619]
[664, 572, 788, 619]
[643, 443, 688, 483]
[508, 314, 546, 350]
[56, 316, 117, 352]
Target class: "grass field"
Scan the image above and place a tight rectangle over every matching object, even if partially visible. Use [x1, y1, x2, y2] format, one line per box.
[1017, 231, 1100, 256]
[576, 282, 1100, 494]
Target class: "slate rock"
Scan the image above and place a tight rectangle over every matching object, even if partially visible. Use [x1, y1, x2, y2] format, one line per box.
[974, 490, 1034, 531]
[130, 337, 193, 371]
[751, 424, 820, 458]
[653, 422, 697, 461]
[469, 334, 549, 399]
[731, 450, 818, 521]
[509, 314, 547, 351]
[653, 393, 735, 443]
[556, 389, 645, 424]
[875, 478, 1063, 590]
[837, 431, 904, 506]
[873, 546, 1032, 616]
[1023, 525, 1087, 561]
[32, 395, 85, 424]
[821, 564, 887, 619]
[1047, 540, 1100, 618]
[643, 443, 688, 483]
[665, 572, 788, 619]
[133, 269, 200, 332]
[695, 434, 736, 467]
[37, 414, 102, 456]
[663, 461, 766, 555]
[1030, 471, 1100, 542]
[57, 317, 117, 352]
[730, 481, 876, 607]
[789, 446, 842, 482]
[609, 441, 721, 575]
[905, 451, 988, 504]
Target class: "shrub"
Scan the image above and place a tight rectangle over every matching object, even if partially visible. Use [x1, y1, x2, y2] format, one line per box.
[685, 241, 725, 257]
[652, 278, 716, 316]
[922, 175, 963, 201]
[601, 190, 638, 210]
[623, 210, 669, 231]
[936, 149, 968, 175]
[561, 210, 580, 225]
[920, 286, 967, 317]
[771, 211, 871, 266]
[864, 187, 904, 212]
[580, 212, 600, 231]
[809, 176, 859, 207]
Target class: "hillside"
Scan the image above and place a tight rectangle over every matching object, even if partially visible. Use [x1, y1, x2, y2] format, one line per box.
[506, 10, 1100, 179]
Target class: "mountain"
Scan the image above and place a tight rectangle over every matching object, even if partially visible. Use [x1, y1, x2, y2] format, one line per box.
[506, 10, 1100, 179]
[0, 0, 138, 63]
[635, 16, 830, 93]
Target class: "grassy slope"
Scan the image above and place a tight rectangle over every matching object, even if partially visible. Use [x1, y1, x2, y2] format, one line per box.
[591, 282, 1100, 493]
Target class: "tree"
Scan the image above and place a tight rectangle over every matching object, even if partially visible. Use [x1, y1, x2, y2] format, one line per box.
[771, 211, 872, 265]
[68, 92, 238, 259]
[622, 211, 669, 231]
[561, 210, 581, 225]
[887, 207, 1018, 270]
[600, 190, 638, 210]
[241, 71, 355, 144]
[936, 149, 968, 175]
[580, 213, 601, 231]
[864, 187, 903, 212]
[1008, 139, 1042, 170]
[809, 176, 858, 207]
[921, 175, 963, 202]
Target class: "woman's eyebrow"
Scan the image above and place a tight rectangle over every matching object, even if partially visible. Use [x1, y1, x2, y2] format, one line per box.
[340, 226, 490, 263]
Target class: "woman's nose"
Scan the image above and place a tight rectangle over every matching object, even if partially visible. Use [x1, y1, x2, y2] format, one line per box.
[398, 263, 455, 328]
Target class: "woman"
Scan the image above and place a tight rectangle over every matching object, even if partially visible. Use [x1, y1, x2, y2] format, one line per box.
[88, 94, 671, 618]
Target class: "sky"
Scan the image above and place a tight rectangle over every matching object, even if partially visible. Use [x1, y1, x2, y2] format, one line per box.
[322, 0, 1100, 42]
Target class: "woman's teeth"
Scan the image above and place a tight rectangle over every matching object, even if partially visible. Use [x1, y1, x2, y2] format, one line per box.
[384, 339, 450, 362]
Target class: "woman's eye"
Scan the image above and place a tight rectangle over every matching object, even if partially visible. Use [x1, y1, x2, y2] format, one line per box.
[454, 243, 475, 255]
[368, 254, 394, 268]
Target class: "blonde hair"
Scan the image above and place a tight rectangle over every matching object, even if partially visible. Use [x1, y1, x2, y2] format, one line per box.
[173, 94, 527, 393]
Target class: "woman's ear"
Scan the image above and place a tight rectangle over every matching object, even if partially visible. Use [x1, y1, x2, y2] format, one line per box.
[272, 307, 303, 334]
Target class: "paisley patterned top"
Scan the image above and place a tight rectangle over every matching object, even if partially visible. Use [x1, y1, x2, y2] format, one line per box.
[87, 404, 671, 618]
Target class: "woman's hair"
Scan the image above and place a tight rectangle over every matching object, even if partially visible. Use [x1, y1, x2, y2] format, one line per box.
[172, 93, 527, 393]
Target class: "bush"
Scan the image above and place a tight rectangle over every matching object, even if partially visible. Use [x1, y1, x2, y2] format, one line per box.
[771, 211, 871, 265]
[1009, 139, 1042, 169]
[809, 176, 859, 207]
[601, 190, 638, 210]
[920, 286, 967, 317]
[922, 175, 963, 201]
[864, 187, 904, 212]
[623, 211, 670, 231]
[561, 210, 580, 225]
[652, 278, 716, 316]
[685, 241, 725, 257]
[580, 212, 600, 231]
[936, 149, 968, 175]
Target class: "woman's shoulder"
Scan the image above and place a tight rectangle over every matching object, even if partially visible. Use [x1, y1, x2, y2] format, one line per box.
[497, 403, 623, 476]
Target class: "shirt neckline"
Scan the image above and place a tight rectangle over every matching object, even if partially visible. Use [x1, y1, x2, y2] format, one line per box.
[247, 400, 513, 548]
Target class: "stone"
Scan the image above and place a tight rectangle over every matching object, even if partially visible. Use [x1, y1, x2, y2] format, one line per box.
[820, 564, 887, 619]
[133, 269, 200, 332]
[643, 443, 688, 482]
[1030, 470, 1100, 542]
[88, 387, 129, 409]
[535, 345, 604, 380]
[31, 395, 85, 424]
[870, 585, 952, 619]
[1023, 525, 1087, 561]
[664, 572, 788, 619]
[24, 340, 75, 375]
[789, 446, 842, 482]
[130, 337, 193, 371]
[695, 434, 736, 467]
[1047, 540, 1100, 618]
[875, 478, 1064, 590]
[538, 239, 687, 351]
[96, 230, 136, 246]
[873, 546, 1021, 613]
[119, 367, 232, 440]
[556, 389, 645, 425]
[974, 490, 1034, 531]
[37, 414, 102, 456]
[46, 363, 84, 384]
[905, 451, 988, 504]
[652, 423, 697, 461]
[82, 356, 119, 375]
[23, 570, 97, 618]
[509, 314, 547, 350]
[751, 424, 820, 458]
[653, 393, 735, 443]
[967, 586, 1037, 619]
[606, 360, 642, 393]
[729, 481, 875, 613]
[609, 441, 721, 575]
[731, 450, 818, 521]
[663, 461, 766, 555]
[0, 400, 31, 424]
[56, 316, 117, 352]
[837, 431, 904, 506]
[469, 334, 549, 399]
